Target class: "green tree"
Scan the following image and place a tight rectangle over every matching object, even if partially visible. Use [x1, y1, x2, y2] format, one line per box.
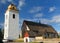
[0, 28, 3, 40]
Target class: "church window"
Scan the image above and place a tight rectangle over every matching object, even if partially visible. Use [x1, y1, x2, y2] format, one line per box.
[13, 14, 15, 19]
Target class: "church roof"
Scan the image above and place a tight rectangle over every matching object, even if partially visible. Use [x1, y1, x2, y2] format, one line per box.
[23, 20, 57, 33]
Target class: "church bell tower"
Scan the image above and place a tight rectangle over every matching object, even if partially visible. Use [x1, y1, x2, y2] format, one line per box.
[4, 4, 19, 40]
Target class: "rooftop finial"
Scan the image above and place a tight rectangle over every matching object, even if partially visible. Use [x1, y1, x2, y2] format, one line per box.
[7, 4, 18, 11]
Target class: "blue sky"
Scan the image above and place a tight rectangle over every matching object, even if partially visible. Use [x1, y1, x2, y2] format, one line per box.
[0, 0, 60, 32]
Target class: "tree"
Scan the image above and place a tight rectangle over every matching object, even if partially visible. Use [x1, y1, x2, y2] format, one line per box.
[0, 28, 3, 43]
[0, 28, 3, 40]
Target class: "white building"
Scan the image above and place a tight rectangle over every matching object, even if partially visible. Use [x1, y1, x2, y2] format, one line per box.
[4, 4, 19, 40]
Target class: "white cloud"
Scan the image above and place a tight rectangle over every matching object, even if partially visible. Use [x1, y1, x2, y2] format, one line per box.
[1, 0, 25, 9]
[19, 15, 60, 28]
[29, 6, 43, 13]
[0, 23, 4, 28]
[7, 0, 12, 2]
[1, 0, 6, 4]
[51, 15, 60, 23]
[1, 0, 13, 4]
[18, 0, 25, 10]
[35, 13, 43, 18]
[40, 18, 51, 24]
[40, 15, 60, 24]
[49, 7, 56, 12]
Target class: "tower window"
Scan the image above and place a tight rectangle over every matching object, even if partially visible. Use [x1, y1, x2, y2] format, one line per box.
[13, 14, 15, 19]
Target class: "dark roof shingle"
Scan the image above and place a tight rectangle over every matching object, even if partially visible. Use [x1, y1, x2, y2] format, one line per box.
[24, 20, 57, 33]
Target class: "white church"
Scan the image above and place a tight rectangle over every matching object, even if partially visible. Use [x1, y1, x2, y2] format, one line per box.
[3, 4, 19, 41]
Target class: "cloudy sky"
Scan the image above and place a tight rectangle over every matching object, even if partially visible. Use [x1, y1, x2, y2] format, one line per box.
[0, 0, 60, 32]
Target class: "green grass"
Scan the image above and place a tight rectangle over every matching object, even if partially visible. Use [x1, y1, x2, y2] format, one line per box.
[14, 40, 24, 42]
[14, 40, 39, 43]
[25, 41, 39, 43]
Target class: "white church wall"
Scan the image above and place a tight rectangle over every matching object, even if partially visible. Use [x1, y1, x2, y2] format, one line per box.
[8, 10, 19, 40]
[4, 9, 19, 40]
[4, 11, 9, 39]
[29, 38, 35, 42]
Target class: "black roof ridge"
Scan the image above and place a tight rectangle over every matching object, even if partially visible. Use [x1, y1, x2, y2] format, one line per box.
[23, 20, 51, 27]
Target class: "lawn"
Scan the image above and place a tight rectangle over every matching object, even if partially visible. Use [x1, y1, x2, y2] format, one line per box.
[14, 39, 40, 43]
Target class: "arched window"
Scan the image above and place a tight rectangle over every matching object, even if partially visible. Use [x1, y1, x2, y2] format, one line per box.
[13, 14, 15, 19]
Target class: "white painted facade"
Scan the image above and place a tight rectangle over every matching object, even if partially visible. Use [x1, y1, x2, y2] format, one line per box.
[4, 4, 19, 40]
[35, 36, 43, 39]
[29, 38, 35, 42]
[24, 37, 30, 42]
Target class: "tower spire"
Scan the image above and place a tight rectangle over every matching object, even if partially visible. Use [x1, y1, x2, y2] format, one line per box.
[7, 4, 18, 11]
